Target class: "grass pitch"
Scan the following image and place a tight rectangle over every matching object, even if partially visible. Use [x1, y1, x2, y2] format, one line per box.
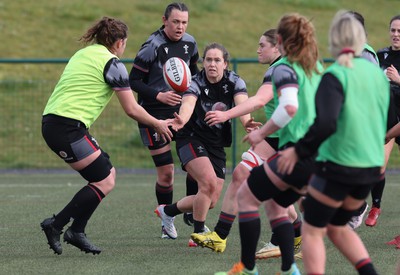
[0, 171, 399, 274]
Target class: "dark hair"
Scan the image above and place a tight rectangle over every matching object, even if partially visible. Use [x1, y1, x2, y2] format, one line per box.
[79, 16, 128, 49]
[263, 29, 277, 46]
[202, 42, 230, 67]
[347, 11, 365, 27]
[390, 15, 400, 27]
[277, 13, 319, 76]
[164, 2, 189, 19]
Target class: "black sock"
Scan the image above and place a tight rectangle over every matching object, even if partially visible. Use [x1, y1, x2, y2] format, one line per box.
[270, 217, 294, 272]
[355, 258, 378, 275]
[70, 184, 105, 233]
[239, 211, 260, 271]
[186, 174, 198, 196]
[371, 176, 385, 208]
[214, 211, 236, 239]
[193, 220, 205, 233]
[270, 232, 278, 246]
[155, 182, 173, 205]
[53, 184, 105, 231]
[164, 202, 182, 217]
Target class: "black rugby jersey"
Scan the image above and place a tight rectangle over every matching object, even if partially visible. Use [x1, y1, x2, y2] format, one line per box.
[129, 27, 199, 114]
[177, 69, 248, 147]
[377, 47, 400, 95]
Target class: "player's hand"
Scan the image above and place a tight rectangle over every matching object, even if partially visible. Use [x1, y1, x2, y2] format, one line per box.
[154, 119, 173, 143]
[242, 129, 264, 149]
[244, 117, 262, 133]
[277, 147, 298, 175]
[157, 91, 182, 106]
[386, 65, 400, 84]
[204, 110, 229, 126]
[171, 112, 185, 132]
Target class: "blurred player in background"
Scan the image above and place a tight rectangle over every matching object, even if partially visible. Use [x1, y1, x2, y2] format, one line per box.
[365, 14, 400, 228]
[40, 16, 173, 255]
[129, 2, 200, 238]
[345, 10, 380, 230]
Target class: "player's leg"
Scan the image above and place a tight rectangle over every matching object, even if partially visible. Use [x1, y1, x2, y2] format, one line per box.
[141, 123, 175, 238]
[183, 173, 198, 226]
[192, 141, 274, 251]
[366, 138, 394, 226]
[256, 204, 302, 260]
[150, 145, 174, 206]
[328, 185, 378, 274]
[41, 119, 113, 254]
[185, 156, 222, 231]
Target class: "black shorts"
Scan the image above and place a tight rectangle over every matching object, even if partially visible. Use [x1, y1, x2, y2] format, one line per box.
[309, 174, 372, 201]
[42, 114, 101, 163]
[175, 137, 226, 179]
[265, 137, 279, 151]
[138, 110, 176, 150]
[388, 91, 400, 144]
[267, 152, 316, 190]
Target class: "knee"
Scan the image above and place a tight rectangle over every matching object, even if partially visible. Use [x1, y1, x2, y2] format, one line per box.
[230, 167, 248, 191]
[198, 177, 217, 197]
[93, 169, 116, 195]
[157, 164, 174, 185]
[326, 225, 348, 243]
[103, 172, 116, 193]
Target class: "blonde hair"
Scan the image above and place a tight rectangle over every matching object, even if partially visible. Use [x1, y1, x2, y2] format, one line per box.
[329, 10, 366, 67]
[277, 13, 320, 77]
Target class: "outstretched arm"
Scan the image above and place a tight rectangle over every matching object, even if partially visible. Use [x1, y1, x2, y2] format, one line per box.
[171, 94, 197, 131]
[116, 90, 173, 142]
[205, 83, 273, 126]
[234, 93, 263, 132]
[243, 85, 298, 148]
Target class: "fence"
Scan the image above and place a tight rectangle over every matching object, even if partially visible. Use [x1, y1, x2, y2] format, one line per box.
[1, 58, 398, 172]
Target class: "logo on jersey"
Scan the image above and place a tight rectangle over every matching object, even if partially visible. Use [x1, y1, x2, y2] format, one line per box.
[384, 53, 388, 60]
[59, 151, 68, 158]
[204, 88, 209, 96]
[183, 44, 189, 54]
[164, 47, 169, 55]
[197, 146, 204, 153]
[223, 84, 229, 94]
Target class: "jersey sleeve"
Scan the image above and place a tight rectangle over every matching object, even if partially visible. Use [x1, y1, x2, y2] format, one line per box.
[184, 80, 201, 99]
[361, 50, 378, 65]
[104, 58, 130, 91]
[262, 67, 274, 85]
[272, 64, 299, 90]
[234, 77, 248, 96]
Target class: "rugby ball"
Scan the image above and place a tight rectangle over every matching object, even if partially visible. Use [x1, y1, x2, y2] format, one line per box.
[212, 102, 227, 111]
[163, 57, 191, 93]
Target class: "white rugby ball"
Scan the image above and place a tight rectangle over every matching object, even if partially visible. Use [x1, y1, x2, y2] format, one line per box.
[163, 57, 191, 93]
[212, 102, 227, 111]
